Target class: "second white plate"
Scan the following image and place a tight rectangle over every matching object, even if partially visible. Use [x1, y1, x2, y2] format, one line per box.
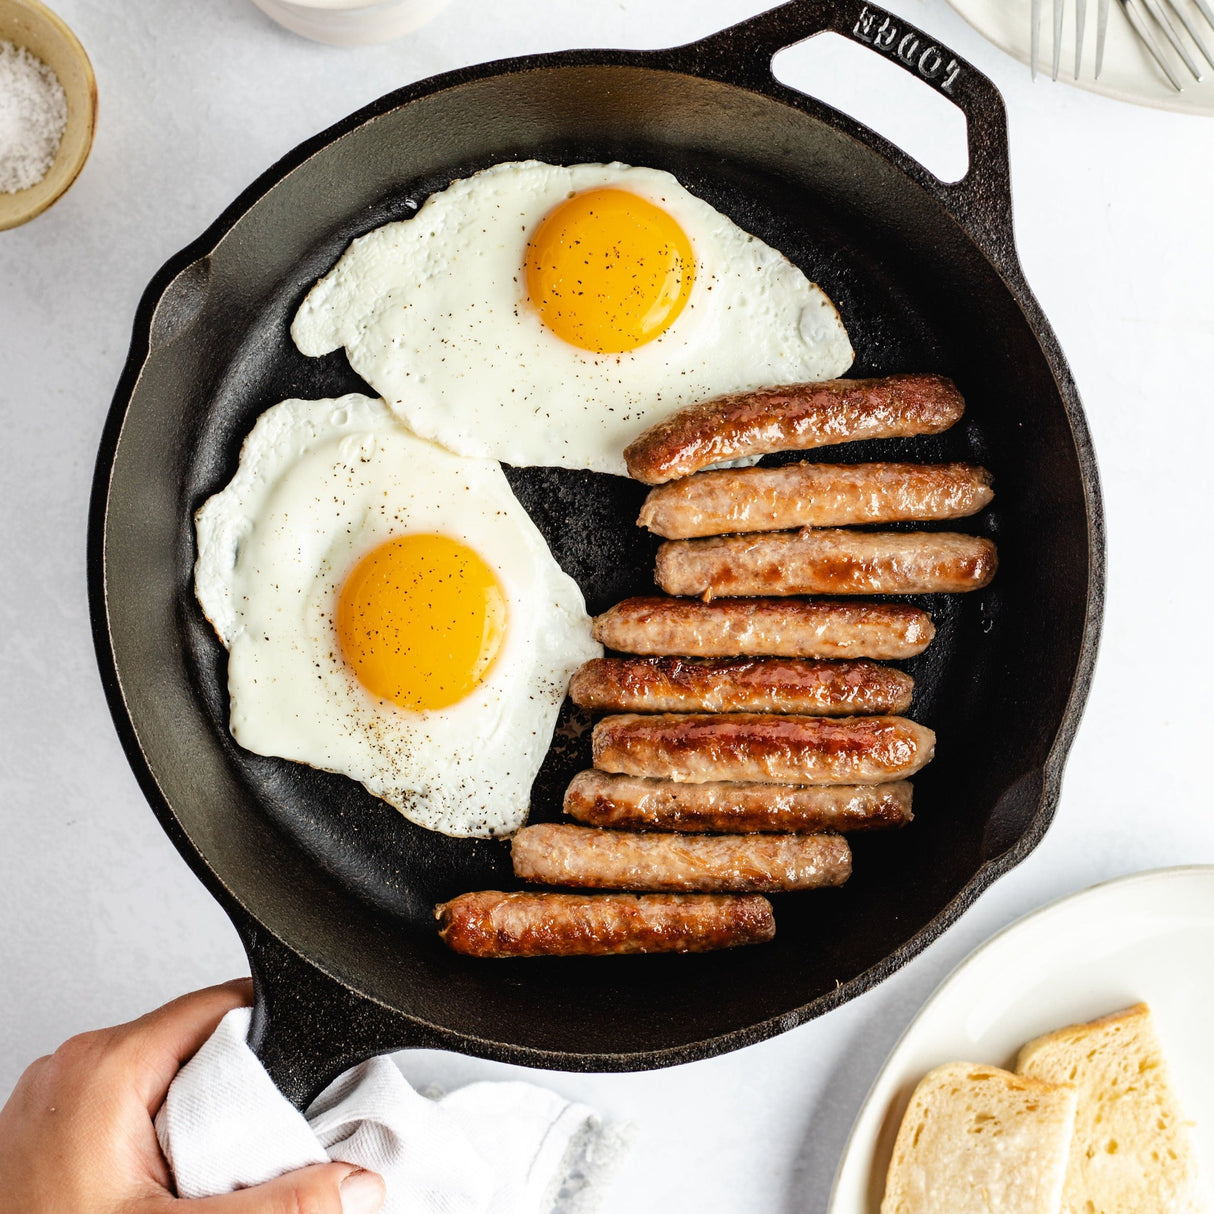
[945, 0, 1214, 115]
[829, 865, 1214, 1213]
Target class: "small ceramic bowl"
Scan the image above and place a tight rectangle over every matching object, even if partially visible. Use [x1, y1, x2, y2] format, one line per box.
[0, 0, 96, 231]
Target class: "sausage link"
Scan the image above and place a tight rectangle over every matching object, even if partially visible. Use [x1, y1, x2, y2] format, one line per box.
[592, 712, 935, 784]
[436, 890, 774, 957]
[568, 656, 913, 715]
[623, 374, 965, 484]
[638, 461, 993, 538]
[592, 597, 935, 660]
[564, 770, 913, 832]
[511, 823, 851, 893]
[655, 530, 997, 598]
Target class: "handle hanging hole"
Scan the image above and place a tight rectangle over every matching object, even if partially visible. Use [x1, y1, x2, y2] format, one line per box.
[771, 31, 970, 185]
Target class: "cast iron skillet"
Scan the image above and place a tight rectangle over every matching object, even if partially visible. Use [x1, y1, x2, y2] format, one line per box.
[90, 0, 1104, 1107]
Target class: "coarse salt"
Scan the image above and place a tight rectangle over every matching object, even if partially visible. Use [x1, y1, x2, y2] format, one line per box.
[0, 40, 68, 194]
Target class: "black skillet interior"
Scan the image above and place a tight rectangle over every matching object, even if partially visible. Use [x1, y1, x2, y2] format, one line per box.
[92, 0, 1103, 1105]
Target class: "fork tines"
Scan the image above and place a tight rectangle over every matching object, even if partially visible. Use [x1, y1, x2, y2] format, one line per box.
[1033, 0, 1214, 87]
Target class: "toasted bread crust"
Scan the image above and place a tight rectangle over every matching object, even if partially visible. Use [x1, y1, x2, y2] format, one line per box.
[1016, 1003, 1206, 1214]
[881, 1062, 1078, 1214]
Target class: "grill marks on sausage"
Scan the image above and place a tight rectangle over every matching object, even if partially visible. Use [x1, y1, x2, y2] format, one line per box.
[511, 823, 852, 893]
[563, 770, 913, 833]
[623, 373, 966, 484]
[638, 461, 994, 538]
[435, 890, 775, 956]
[592, 596, 936, 660]
[568, 655, 914, 715]
[592, 712, 936, 785]
[656, 530, 998, 598]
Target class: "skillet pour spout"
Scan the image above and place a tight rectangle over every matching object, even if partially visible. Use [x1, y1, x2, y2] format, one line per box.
[90, 0, 1103, 1108]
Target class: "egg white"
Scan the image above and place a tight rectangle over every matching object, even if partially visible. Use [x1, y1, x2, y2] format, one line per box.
[194, 393, 600, 838]
[291, 161, 854, 475]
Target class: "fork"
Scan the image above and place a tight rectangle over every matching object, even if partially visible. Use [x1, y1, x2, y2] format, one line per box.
[1031, 0, 1109, 81]
[1031, 0, 1214, 88]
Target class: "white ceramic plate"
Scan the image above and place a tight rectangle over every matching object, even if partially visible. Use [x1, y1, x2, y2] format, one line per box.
[829, 865, 1214, 1213]
[945, 0, 1214, 115]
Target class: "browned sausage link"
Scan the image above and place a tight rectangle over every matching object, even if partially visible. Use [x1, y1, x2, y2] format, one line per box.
[511, 823, 852, 893]
[656, 530, 998, 598]
[564, 770, 913, 832]
[592, 597, 936, 660]
[592, 712, 935, 784]
[568, 656, 913, 715]
[623, 374, 965, 484]
[637, 462, 994, 538]
[435, 890, 775, 956]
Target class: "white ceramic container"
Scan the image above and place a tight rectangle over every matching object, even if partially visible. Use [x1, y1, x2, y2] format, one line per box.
[250, 0, 451, 46]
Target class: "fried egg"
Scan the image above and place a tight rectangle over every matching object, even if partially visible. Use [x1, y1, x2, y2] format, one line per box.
[291, 161, 853, 475]
[194, 393, 600, 837]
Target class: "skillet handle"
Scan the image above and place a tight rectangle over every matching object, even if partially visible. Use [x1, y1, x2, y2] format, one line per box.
[237, 917, 443, 1110]
[668, 0, 1015, 260]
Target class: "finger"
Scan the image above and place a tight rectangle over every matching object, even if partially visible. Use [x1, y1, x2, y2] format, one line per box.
[179, 1162, 385, 1214]
[116, 979, 254, 1111]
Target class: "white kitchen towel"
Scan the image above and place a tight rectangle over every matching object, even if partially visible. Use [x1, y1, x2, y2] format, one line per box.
[155, 1007, 625, 1214]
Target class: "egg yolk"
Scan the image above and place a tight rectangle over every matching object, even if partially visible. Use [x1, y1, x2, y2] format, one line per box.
[336, 534, 507, 712]
[525, 188, 695, 354]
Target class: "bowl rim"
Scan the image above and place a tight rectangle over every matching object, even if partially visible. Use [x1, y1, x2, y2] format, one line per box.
[0, 0, 97, 231]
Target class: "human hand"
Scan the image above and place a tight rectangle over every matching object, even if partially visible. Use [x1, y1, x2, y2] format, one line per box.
[0, 979, 385, 1213]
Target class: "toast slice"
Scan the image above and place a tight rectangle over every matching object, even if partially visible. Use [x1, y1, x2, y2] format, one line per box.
[1017, 1003, 1208, 1214]
[880, 1061, 1078, 1214]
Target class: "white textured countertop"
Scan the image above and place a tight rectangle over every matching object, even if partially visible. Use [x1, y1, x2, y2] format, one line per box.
[2, 1, 1213, 1210]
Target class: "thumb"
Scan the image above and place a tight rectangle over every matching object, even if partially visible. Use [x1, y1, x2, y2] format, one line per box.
[182, 1161, 386, 1214]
